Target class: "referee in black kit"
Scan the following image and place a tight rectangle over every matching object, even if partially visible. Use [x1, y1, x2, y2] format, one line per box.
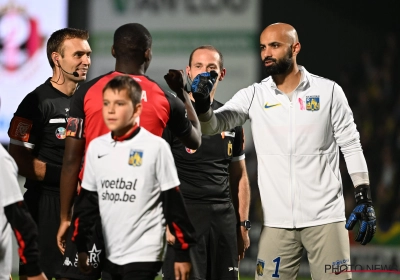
[162, 45, 251, 280]
[7, 28, 91, 280]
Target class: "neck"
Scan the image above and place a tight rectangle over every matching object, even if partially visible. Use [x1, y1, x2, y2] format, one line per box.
[115, 61, 145, 75]
[113, 123, 138, 140]
[273, 64, 301, 94]
[50, 70, 78, 96]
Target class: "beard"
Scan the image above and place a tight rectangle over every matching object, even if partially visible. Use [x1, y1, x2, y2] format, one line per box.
[263, 47, 293, 76]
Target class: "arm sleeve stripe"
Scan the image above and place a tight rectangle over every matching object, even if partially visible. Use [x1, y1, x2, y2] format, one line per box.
[9, 139, 35, 149]
[172, 222, 189, 250]
[71, 217, 80, 242]
[14, 229, 27, 264]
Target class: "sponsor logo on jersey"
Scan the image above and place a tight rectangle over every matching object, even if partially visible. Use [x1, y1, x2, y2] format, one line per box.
[306, 95, 320, 111]
[73, 244, 101, 268]
[264, 102, 281, 109]
[128, 150, 143, 166]
[228, 266, 239, 272]
[63, 257, 73, 266]
[9, 116, 32, 141]
[185, 147, 197, 154]
[256, 259, 265, 276]
[227, 140, 232, 156]
[55, 127, 66, 139]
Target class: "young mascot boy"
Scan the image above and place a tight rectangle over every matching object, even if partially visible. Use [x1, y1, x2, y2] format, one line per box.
[71, 75, 196, 280]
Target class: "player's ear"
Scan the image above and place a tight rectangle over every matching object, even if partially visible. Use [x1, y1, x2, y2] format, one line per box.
[218, 68, 226, 81]
[52, 52, 59, 67]
[144, 48, 151, 62]
[186, 65, 191, 79]
[111, 46, 116, 58]
[133, 102, 142, 119]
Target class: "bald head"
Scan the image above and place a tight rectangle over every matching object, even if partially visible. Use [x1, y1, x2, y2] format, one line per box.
[259, 23, 301, 76]
[262, 23, 299, 45]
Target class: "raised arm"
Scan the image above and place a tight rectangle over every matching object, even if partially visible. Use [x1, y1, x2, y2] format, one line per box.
[164, 69, 201, 149]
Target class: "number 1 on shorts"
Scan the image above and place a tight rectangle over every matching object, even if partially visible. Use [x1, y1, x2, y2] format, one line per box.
[272, 256, 281, 278]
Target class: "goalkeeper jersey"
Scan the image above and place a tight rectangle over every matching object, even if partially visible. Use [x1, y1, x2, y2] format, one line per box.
[200, 66, 368, 228]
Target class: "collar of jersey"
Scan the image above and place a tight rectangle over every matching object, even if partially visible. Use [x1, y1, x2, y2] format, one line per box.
[111, 124, 140, 142]
[268, 65, 310, 92]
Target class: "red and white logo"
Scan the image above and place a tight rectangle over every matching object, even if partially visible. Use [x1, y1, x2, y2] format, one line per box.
[0, 2, 45, 72]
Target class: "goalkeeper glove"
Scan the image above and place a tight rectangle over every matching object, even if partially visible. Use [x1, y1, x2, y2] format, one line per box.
[191, 70, 218, 115]
[345, 185, 376, 245]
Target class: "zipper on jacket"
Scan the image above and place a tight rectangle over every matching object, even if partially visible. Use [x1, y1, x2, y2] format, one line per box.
[289, 93, 296, 228]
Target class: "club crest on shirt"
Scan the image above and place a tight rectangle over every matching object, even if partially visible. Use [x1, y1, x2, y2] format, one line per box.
[55, 127, 66, 139]
[306, 95, 320, 111]
[256, 259, 265, 276]
[185, 147, 197, 154]
[128, 150, 143, 166]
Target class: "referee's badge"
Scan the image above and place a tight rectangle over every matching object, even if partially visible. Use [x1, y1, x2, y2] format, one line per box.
[256, 259, 265, 276]
[306, 95, 320, 111]
[128, 150, 143, 166]
[227, 140, 232, 156]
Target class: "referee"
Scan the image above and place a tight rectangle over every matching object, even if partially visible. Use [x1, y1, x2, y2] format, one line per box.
[162, 46, 251, 280]
[7, 28, 91, 279]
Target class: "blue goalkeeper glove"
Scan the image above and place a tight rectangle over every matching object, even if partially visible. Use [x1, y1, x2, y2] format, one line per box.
[191, 70, 218, 115]
[345, 185, 376, 245]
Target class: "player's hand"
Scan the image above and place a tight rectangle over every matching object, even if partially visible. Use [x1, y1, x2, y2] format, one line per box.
[191, 71, 218, 115]
[174, 262, 191, 280]
[77, 252, 93, 274]
[164, 69, 186, 102]
[57, 220, 70, 254]
[27, 272, 48, 280]
[166, 225, 176, 245]
[237, 227, 250, 261]
[345, 185, 376, 245]
[345, 203, 376, 245]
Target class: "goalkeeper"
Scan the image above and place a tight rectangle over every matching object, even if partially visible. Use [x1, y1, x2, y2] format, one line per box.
[190, 23, 376, 280]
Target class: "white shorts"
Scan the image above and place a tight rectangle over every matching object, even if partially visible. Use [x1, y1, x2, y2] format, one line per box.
[0, 223, 12, 280]
[256, 222, 351, 280]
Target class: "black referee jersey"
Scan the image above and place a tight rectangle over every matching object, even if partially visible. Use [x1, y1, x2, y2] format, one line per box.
[8, 78, 72, 189]
[162, 100, 245, 203]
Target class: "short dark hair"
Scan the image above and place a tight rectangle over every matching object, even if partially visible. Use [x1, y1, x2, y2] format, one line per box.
[113, 23, 152, 60]
[47, 28, 89, 68]
[102, 75, 142, 105]
[189, 45, 224, 69]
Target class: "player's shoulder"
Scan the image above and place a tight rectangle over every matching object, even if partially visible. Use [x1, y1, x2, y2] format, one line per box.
[302, 67, 337, 89]
[24, 79, 54, 100]
[139, 128, 170, 147]
[75, 72, 114, 96]
[89, 132, 112, 149]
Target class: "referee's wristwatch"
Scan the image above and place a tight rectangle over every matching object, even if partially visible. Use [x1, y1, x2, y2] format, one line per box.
[239, 220, 251, 230]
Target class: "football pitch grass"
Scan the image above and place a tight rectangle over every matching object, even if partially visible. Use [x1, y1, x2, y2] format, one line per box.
[10, 275, 313, 280]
